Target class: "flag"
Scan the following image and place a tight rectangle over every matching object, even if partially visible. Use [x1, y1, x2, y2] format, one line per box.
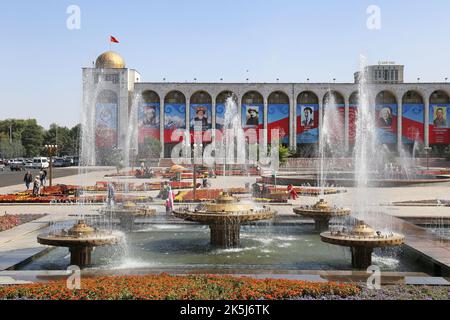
[110, 36, 119, 43]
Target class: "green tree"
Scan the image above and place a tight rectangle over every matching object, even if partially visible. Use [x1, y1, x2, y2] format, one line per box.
[138, 137, 162, 160]
[20, 120, 44, 157]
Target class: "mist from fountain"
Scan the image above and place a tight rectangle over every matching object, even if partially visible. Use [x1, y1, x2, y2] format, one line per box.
[318, 90, 345, 196]
[353, 55, 381, 221]
[222, 96, 246, 176]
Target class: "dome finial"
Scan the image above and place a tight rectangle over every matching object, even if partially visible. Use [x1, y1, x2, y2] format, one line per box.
[95, 51, 125, 68]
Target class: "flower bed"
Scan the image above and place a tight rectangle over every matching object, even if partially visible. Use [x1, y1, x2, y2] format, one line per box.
[0, 274, 360, 300]
[174, 189, 223, 202]
[0, 214, 46, 231]
[85, 181, 195, 192]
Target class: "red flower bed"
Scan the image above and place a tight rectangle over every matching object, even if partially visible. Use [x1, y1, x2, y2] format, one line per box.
[174, 189, 223, 202]
[0, 274, 360, 300]
[86, 181, 195, 192]
[0, 214, 46, 231]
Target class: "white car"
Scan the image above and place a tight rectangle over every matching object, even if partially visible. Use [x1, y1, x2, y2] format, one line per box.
[32, 157, 49, 169]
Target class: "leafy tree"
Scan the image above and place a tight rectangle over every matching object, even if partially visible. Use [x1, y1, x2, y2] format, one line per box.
[21, 120, 44, 157]
[138, 137, 162, 160]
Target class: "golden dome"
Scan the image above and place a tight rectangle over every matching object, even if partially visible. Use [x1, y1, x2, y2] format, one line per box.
[95, 51, 126, 68]
[351, 221, 375, 237]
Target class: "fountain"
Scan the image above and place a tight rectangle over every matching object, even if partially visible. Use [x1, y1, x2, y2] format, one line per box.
[37, 220, 123, 267]
[173, 193, 276, 247]
[293, 199, 350, 232]
[320, 220, 405, 269]
[99, 201, 156, 230]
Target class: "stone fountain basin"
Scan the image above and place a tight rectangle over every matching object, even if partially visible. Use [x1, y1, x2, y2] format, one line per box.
[100, 208, 156, 217]
[293, 208, 350, 218]
[37, 231, 123, 247]
[173, 209, 276, 223]
[320, 231, 405, 248]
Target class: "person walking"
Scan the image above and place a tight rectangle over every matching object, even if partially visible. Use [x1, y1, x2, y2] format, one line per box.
[32, 176, 41, 196]
[23, 171, 33, 191]
[107, 183, 115, 207]
[39, 169, 46, 188]
[165, 184, 174, 214]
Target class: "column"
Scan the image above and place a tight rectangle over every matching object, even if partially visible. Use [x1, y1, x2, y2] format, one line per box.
[263, 97, 268, 150]
[344, 97, 350, 153]
[318, 98, 323, 151]
[397, 98, 403, 153]
[290, 86, 296, 150]
[424, 98, 430, 148]
[160, 98, 165, 158]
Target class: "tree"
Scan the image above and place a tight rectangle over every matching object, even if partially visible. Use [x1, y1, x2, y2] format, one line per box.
[21, 120, 44, 157]
[138, 137, 162, 160]
[0, 138, 25, 158]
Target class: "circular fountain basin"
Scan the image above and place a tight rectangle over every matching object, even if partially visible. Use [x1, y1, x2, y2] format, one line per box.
[99, 202, 156, 218]
[37, 220, 123, 267]
[173, 193, 276, 248]
[320, 221, 405, 269]
[293, 199, 350, 231]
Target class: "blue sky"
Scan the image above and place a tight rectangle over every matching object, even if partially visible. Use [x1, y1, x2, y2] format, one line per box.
[0, 0, 449, 128]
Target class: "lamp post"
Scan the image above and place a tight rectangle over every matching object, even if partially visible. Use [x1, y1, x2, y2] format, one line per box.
[44, 144, 58, 187]
[424, 146, 432, 170]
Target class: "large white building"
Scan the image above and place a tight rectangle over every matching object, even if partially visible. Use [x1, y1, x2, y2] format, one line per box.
[83, 51, 450, 164]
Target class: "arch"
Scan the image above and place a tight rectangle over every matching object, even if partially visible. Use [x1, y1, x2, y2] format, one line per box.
[216, 90, 237, 104]
[323, 90, 344, 105]
[96, 90, 118, 104]
[430, 90, 450, 104]
[402, 90, 423, 104]
[268, 91, 289, 104]
[267, 91, 290, 146]
[376, 90, 397, 105]
[349, 91, 359, 105]
[164, 90, 186, 104]
[190, 90, 212, 104]
[297, 91, 318, 104]
[141, 90, 160, 104]
[242, 91, 263, 104]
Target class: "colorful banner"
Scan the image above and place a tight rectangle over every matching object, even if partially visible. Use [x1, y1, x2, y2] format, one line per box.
[242, 104, 264, 128]
[95, 103, 118, 148]
[402, 104, 424, 144]
[375, 104, 397, 144]
[190, 104, 212, 131]
[164, 103, 186, 143]
[242, 104, 264, 142]
[296, 104, 319, 144]
[268, 104, 289, 144]
[216, 103, 225, 131]
[349, 105, 358, 143]
[429, 104, 450, 144]
[138, 103, 160, 143]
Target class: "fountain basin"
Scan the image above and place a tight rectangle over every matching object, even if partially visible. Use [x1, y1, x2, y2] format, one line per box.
[294, 199, 351, 231]
[37, 220, 123, 267]
[173, 193, 276, 248]
[320, 221, 405, 269]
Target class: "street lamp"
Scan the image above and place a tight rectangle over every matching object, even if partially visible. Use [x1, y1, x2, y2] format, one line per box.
[44, 144, 58, 187]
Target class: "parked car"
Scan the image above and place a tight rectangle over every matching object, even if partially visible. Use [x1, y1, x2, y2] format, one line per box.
[9, 159, 25, 171]
[53, 157, 68, 167]
[32, 157, 49, 169]
[24, 160, 34, 169]
[0, 160, 5, 171]
[64, 156, 79, 166]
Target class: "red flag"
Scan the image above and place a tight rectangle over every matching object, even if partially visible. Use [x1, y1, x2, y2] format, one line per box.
[110, 36, 119, 43]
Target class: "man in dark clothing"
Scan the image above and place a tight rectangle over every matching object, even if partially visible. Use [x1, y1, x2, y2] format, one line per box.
[24, 171, 33, 190]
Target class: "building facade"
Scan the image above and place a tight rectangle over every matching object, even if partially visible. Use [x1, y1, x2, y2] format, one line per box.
[83, 52, 450, 163]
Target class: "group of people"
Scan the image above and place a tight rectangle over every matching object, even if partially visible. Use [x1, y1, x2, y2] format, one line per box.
[136, 162, 154, 178]
[23, 169, 47, 196]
